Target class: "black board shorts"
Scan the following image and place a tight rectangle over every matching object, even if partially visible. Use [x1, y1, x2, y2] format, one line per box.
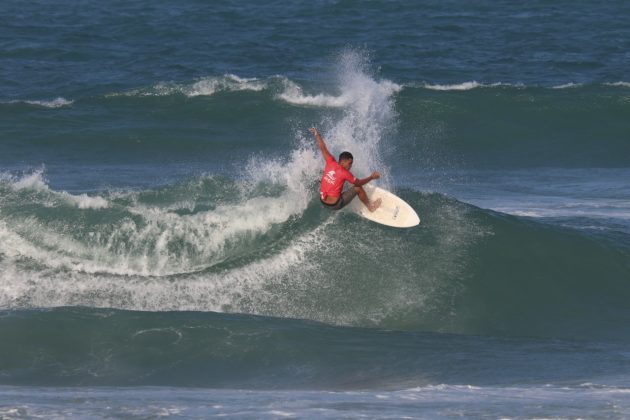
[320, 188, 358, 211]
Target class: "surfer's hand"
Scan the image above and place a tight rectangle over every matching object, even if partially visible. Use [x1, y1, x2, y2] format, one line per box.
[371, 171, 381, 180]
[309, 127, 319, 137]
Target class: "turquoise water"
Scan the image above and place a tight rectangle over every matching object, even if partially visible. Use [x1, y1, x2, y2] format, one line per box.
[2, 1, 630, 417]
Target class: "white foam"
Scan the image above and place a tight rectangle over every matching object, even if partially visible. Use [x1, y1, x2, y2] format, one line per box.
[0, 216, 333, 311]
[14, 97, 74, 108]
[606, 81, 630, 88]
[187, 74, 266, 97]
[276, 80, 351, 107]
[0, 158, 313, 277]
[10, 170, 49, 191]
[268, 411, 295, 417]
[423, 81, 483, 91]
[552, 82, 582, 89]
[61, 192, 109, 209]
[6, 170, 109, 209]
[114, 74, 267, 98]
[421, 81, 523, 91]
[276, 69, 401, 109]
[422, 81, 630, 90]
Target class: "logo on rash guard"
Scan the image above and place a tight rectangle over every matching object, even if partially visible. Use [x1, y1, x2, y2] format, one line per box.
[325, 170, 336, 184]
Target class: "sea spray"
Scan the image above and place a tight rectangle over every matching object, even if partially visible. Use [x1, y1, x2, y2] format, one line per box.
[277, 50, 401, 187]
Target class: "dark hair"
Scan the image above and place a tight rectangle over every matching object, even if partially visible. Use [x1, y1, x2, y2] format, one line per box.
[339, 151, 353, 161]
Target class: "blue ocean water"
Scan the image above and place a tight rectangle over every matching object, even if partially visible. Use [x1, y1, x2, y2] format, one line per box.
[2, 0, 630, 417]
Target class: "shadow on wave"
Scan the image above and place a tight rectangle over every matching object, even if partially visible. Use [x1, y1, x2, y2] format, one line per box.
[1, 307, 628, 389]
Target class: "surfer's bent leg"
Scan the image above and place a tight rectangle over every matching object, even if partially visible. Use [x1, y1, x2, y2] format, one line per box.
[354, 186, 381, 212]
[355, 186, 368, 207]
[321, 189, 357, 211]
[336, 188, 357, 209]
[321, 195, 344, 210]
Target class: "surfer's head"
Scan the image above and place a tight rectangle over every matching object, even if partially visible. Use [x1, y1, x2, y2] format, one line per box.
[339, 151, 353, 169]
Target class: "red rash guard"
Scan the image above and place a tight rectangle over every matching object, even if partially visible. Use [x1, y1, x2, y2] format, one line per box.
[320, 156, 357, 200]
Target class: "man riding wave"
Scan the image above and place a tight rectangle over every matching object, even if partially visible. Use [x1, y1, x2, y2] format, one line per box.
[310, 127, 381, 212]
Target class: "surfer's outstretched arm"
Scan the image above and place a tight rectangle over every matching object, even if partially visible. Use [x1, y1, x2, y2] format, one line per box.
[310, 127, 333, 161]
[353, 171, 380, 187]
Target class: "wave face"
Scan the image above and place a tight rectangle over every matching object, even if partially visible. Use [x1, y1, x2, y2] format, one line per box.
[1, 168, 630, 342]
[2, 50, 630, 344]
[396, 84, 630, 169]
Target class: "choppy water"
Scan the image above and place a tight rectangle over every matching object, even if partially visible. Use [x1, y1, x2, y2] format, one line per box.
[2, 0, 630, 418]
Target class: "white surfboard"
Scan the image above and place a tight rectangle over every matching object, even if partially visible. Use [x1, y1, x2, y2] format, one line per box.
[345, 185, 420, 228]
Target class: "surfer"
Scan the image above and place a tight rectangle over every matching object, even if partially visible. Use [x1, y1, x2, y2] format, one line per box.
[310, 127, 381, 212]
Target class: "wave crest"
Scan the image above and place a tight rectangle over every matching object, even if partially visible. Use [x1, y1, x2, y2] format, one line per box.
[1, 97, 74, 108]
[110, 74, 268, 98]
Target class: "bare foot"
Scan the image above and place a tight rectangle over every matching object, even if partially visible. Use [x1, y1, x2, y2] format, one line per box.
[368, 198, 382, 212]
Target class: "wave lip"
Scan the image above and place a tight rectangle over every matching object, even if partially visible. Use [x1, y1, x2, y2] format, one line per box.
[276, 78, 402, 108]
[2, 97, 74, 108]
[605, 81, 630, 88]
[276, 79, 351, 107]
[186, 74, 267, 97]
[422, 81, 484, 91]
[5, 170, 109, 209]
[417, 81, 630, 91]
[109, 74, 268, 98]
[419, 81, 531, 91]
[552, 82, 583, 89]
